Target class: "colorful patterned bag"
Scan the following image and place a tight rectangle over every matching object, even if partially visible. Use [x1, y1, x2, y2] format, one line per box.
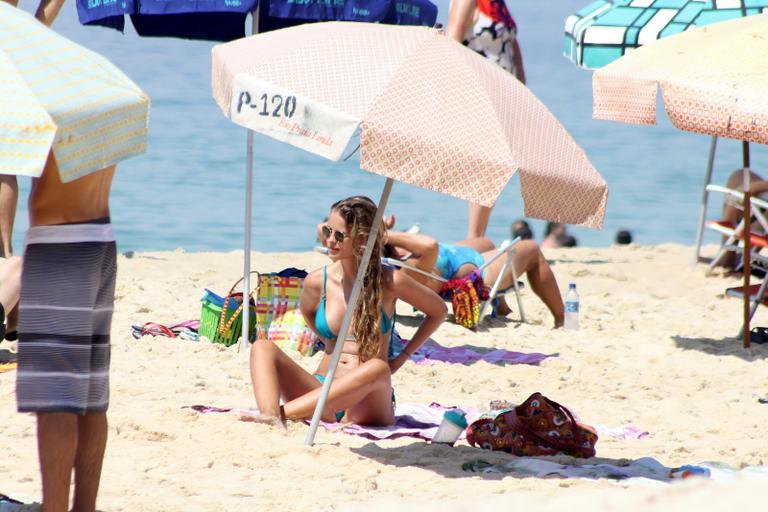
[255, 271, 321, 356]
[440, 271, 489, 329]
[466, 392, 598, 458]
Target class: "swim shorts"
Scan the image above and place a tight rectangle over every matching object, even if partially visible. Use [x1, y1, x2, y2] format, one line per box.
[16, 220, 117, 414]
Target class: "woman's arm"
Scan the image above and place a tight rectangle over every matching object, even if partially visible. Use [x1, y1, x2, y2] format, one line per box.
[445, 0, 477, 42]
[388, 271, 447, 373]
[386, 231, 438, 260]
[385, 231, 440, 286]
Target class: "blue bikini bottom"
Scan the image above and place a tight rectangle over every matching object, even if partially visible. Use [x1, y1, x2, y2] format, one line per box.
[313, 373, 397, 423]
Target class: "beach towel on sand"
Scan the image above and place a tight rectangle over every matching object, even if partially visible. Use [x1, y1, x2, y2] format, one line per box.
[462, 457, 768, 482]
[390, 332, 552, 366]
[186, 403, 648, 442]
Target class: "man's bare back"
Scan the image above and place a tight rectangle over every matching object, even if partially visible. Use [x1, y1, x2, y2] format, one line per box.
[28, 155, 115, 227]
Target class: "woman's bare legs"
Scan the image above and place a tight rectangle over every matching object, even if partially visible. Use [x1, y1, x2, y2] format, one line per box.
[467, 203, 492, 239]
[282, 358, 393, 426]
[249, 339, 321, 419]
[480, 240, 564, 328]
[249, 340, 394, 425]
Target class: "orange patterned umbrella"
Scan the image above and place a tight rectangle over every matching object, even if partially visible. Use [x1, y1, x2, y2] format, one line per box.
[593, 14, 768, 143]
[211, 22, 608, 445]
[213, 22, 607, 227]
[593, 14, 768, 348]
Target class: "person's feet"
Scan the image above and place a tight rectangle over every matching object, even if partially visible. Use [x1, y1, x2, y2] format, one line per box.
[495, 296, 512, 316]
[239, 411, 287, 430]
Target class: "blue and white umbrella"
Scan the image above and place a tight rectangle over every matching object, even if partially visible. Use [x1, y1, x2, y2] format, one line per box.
[565, 0, 768, 69]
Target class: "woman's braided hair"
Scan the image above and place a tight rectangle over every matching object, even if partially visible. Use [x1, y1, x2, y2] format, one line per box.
[330, 196, 384, 362]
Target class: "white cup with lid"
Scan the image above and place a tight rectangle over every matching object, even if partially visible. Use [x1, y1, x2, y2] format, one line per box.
[431, 409, 468, 446]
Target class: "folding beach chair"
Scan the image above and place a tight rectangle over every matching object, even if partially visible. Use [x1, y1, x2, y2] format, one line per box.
[382, 237, 527, 324]
[724, 252, 768, 337]
[704, 185, 768, 276]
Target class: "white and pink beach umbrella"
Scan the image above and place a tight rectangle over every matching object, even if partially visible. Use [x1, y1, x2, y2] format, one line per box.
[211, 21, 608, 444]
[592, 14, 768, 347]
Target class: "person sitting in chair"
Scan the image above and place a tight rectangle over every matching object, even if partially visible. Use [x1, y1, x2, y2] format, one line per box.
[385, 229, 564, 328]
[249, 196, 446, 427]
[719, 168, 768, 269]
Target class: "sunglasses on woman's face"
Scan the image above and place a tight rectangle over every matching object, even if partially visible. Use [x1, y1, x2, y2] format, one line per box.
[322, 225, 349, 243]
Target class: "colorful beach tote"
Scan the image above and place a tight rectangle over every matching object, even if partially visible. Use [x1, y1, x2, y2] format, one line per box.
[255, 269, 321, 357]
[440, 271, 490, 329]
[466, 392, 598, 458]
[200, 268, 321, 355]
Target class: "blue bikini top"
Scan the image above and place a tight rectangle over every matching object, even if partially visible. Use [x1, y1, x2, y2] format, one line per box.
[315, 266, 394, 340]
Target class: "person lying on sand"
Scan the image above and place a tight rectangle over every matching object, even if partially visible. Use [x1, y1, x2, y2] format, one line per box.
[249, 196, 446, 427]
[384, 228, 564, 328]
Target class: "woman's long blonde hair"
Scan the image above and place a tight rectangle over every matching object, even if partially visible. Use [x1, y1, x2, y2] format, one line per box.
[331, 196, 385, 362]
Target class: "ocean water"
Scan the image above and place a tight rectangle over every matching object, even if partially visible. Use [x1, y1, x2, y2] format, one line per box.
[11, 1, 767, 253]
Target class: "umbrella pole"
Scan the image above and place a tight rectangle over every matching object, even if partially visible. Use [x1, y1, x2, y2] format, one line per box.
[743, 141, 751, 348]
[240, 129, 254, 354]
[238, 7, 259, 354]
[693, 136, 718, 268]
[305, 177, 394, 446]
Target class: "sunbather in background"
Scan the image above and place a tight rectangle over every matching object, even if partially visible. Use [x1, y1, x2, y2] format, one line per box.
[723, 168, 768, 227]
[719, 168, 767, 269]
[249, 196, 446, 427]
[385, 229, 564, 328]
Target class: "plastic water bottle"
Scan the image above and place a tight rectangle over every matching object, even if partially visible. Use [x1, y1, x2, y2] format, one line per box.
[564, 282, 580, 331]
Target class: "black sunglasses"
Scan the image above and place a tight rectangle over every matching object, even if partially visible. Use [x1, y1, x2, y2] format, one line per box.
[322, 225, 349, 243]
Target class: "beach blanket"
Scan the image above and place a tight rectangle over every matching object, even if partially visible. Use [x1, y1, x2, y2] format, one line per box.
[320, 403, 480, 440]
[391, 332, 552, 366]
[186, 402, 648, 442]
[461, 457, 768, 482]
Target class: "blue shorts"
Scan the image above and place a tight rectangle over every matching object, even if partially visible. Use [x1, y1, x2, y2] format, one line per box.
[435, 244, 485, 279]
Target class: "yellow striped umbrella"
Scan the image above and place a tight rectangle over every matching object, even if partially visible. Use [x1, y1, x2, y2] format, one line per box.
[0, 2, 150, 181]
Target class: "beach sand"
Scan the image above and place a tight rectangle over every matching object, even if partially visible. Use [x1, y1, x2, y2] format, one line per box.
[2, 244, 768, 511]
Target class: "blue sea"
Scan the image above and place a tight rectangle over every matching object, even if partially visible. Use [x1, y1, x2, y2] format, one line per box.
[12, 1, 768, 253]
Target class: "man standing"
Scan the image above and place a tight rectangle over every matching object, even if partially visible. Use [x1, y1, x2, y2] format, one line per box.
[16, 155, 117, 512]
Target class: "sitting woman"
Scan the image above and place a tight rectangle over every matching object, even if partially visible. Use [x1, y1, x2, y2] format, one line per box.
[385, 230, 564, 328]
[249, 196, 446, 427]
[719, 168, 767, 269]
